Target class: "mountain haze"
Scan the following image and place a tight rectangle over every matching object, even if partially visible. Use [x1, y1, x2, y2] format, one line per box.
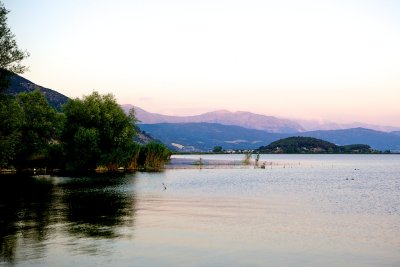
[122, 104, 304, 133]
[124, 105, 400, 133]
[296, 119, 400, 132]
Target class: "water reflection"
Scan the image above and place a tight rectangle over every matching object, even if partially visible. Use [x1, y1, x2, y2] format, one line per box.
[1, 156, 399, 267]
[0, 176, 54, 263]
[62, 175, 136, 238]
[0, 173, 137, 263]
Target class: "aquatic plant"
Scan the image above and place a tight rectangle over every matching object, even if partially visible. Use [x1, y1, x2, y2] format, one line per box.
[243, 152, 252, 165]
[139, 142, 171, 171]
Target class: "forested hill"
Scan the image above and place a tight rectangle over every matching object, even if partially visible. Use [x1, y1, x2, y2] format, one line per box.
[257, 137, 376, 153]
[3, 71, 69, 111]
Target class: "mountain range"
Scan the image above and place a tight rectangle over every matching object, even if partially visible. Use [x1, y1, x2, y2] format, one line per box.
[139, 123, 400, 152]
[3, 73, 400, 152]
[122, 104, 400, 133]
[122, 104, 304, 133]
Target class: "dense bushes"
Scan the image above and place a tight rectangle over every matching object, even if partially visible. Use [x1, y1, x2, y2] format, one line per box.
[0, 90, 171, 172]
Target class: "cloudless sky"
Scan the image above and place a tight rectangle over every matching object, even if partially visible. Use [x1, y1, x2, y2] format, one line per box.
[3, 0, 400, 126]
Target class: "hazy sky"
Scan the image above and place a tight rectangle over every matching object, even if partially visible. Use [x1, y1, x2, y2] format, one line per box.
[3, 0, 400, 126]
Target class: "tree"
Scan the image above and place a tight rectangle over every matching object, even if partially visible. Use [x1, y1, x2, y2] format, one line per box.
[0, 1, 29, 168]
[14, 89, 64, 168]
[0, 97, 23, 168]
[213, 146, 223, 153]
[0, 1, 29, 92]
[62, 92, 137, 171]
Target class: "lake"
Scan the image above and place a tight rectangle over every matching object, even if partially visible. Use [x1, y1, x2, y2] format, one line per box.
[1, 154, 399, 266]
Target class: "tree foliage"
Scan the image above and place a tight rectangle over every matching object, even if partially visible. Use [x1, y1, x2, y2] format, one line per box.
[0, 2, 29, 91]
[62, 92, 137, 171]
[0, 96, 22, 167]
[0, 90, 62, 168]
[0, 90, 172, 172]
[0, 1, 30, 168]
[14, 89, 64, 168]
[212, 146, 223, 153]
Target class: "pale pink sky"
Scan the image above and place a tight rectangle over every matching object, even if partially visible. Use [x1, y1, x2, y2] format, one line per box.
[4, 0, 400, 126]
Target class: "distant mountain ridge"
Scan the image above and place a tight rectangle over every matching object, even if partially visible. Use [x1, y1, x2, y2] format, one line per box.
[138, 123, 400, 152]
[123, 104, 400, 133]
[296, 119, 400, 132]
[122, 104, 304, 133]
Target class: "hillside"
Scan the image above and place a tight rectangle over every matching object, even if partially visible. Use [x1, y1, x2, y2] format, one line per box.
[4, 72, 69, 111]
[257, 137, 374, 153]
[138, 123, 400, 152]
[138, 123, 285, 152]
[123, 104, 303, 133]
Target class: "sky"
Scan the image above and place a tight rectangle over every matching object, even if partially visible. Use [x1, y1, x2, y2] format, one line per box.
[3, 0, 400, 126]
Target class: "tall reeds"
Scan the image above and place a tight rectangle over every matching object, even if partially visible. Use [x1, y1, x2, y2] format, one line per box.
[243, 152, 252, 165]
[125, 142, 171, 171]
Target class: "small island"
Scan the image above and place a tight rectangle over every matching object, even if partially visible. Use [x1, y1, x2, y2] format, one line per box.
[256, 136, 379, 154]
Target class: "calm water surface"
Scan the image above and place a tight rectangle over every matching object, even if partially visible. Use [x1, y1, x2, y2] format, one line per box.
[1, 155, 399, 267]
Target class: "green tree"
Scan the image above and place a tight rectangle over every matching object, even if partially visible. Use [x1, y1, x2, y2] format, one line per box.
[14, 89, 64, 168]
[0, 1, 29, 169]
[62, 92, 137, 171]
[212, 146, 223, 153]
[0, 97, 23, 168]
[0, 1, 29, 92]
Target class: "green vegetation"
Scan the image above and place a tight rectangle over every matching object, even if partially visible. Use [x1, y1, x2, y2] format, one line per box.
[0, 2, 29, 92]
[0, 1, 30, 168]
[257, 136, 377, 154]
[0, 97, 22, 167]
[139, 142, 171, 171]
[212, 146, 223, 153]
[254, 153, 260, 166]
[0, 2, 170, 172]
[243, 152, 252, 165]
[0, 90, 171, 172]
[15, 90, 64, 169]
[62, 92, 137, 171]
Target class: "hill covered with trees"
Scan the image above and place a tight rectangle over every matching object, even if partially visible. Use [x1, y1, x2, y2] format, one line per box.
[257, 137, 377, 154]
[3, 70, 69, 111]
